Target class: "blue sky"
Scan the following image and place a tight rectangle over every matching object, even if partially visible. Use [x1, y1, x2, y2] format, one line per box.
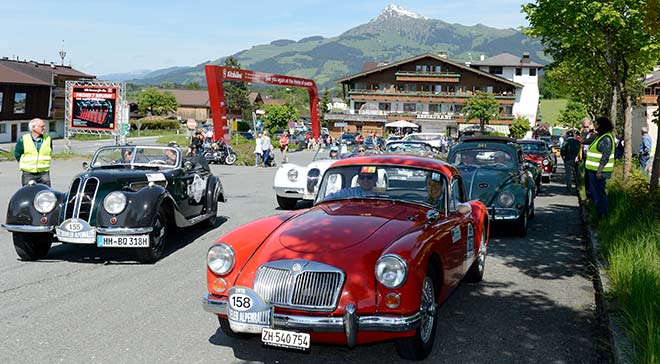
[2, 1, 529, 76]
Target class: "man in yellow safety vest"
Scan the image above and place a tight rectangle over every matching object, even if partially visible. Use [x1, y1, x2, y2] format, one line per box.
[584, 116, 614, 218]
[14, 118, 52, 186]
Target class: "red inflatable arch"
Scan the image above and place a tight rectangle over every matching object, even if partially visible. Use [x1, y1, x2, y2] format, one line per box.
[205, 65, 319, 143]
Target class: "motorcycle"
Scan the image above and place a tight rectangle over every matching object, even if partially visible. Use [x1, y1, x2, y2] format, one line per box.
[203, 142, 237, 165]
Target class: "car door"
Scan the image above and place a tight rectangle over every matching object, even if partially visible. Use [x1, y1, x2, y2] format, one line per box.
[176, 158, 209, 218]
[448, 176, 475, 279]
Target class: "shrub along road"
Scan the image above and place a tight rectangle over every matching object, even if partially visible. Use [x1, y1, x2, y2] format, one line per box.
[0, 152, 611, 363]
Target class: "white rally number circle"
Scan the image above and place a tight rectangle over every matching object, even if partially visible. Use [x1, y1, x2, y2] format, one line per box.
[229, 293, 253, 312]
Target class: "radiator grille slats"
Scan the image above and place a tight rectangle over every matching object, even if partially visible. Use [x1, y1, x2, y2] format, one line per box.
[63, 177, 99, 223]
[254, 261, 344, 311]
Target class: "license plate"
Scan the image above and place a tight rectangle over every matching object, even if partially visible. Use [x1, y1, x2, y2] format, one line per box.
[261, 328, 310, 350]
[97, 235, 149, 247]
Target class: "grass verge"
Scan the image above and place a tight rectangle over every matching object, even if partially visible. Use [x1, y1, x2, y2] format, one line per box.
[596, 164, 660, 364]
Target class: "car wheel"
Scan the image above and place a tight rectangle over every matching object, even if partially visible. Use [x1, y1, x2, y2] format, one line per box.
[276, 195, 298, 210]
[515, 205, 528, 237]
[136, 207, 167, 263]
[465, 227, 487, 283]
[13, 232, 52, 261]
[395, 265, 439, 360]
[203, 189, 218, 227]
[218, 316, 249, 339]
[224, 153, 237, 165]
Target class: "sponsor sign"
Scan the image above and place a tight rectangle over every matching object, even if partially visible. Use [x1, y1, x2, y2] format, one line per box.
[70, 86, 118, 131]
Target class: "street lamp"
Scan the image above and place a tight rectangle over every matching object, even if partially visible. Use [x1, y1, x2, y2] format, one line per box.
[59, 40, 66, 66]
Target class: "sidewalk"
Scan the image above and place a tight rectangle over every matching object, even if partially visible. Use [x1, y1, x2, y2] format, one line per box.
[0, 136, 159, 155]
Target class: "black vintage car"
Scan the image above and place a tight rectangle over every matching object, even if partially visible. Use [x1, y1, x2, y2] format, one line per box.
[2, 145, 226, 263]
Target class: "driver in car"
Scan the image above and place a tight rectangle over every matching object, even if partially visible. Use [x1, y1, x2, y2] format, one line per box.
[426, 172, 445, 207]
[325, 166, 377, 199]
[164, 142, 179, 165]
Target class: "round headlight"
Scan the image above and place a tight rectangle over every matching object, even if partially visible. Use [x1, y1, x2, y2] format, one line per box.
[207, 243, 235, 275]
[542, 159, 550, 166]
[103, 192, 127, 215]
[287, 168, 299, 182]
[34, 190, 57, 214]
[498, 191, 515, 208]
[375, 254, 408, 288]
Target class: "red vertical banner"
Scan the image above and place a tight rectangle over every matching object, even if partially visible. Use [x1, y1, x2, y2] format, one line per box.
[204, 65, 320, 143]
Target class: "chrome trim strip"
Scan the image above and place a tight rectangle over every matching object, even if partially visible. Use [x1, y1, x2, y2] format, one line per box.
[96, 227, 153, 235]
[201, 294, 421, 333]
[1, 224, 55, 233]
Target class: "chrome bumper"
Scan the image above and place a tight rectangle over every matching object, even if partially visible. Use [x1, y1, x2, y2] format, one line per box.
[1, 224, 55, 233]
[202, 293, 422, 347]
[489, 206, 522, 220]
[273, 186, 304, 198]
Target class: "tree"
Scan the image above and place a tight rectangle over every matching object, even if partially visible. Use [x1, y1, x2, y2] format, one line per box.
[263, 104, 299, 132]
[556, 101, 589, 129]
[524, 0, 660, 179]
[137, 88, 178, 116]
[319, 87, 331, 128]
[185, 81, 201, 90]
[510, 116, 531, 139]
[463, 91, 500, 134]
[222, 56, 251, 120]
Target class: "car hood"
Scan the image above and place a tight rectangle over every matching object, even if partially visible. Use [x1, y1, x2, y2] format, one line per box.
[457, 166, 518, 204]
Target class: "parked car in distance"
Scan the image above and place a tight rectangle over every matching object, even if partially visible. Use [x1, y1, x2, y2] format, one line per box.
[401, 133, 446, 150]
[384, 140, 445, 160]
[204, 155, 490, 360]
[237, 131, 254, 140]
[448, 136, 535, 236]
[518, 139, 555, 182]
[2, 145, 225, 262]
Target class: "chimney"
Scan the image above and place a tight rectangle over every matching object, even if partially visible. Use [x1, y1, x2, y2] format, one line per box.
[522, 52, 530, 63]
[438, 51, 447, 59]
[480, 54, 485, 61]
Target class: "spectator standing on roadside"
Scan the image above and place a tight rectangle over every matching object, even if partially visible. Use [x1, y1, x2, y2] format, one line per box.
[579, 117, 596, 199]
[15, 118, 52, 186]
[560, 130, 581, 192]
[585, 116, 615, 219]
[261, 131, 272, 167]
[279, 132, 290, 163]
[254, 133, 263, 167]
[639, 126, 652, 170]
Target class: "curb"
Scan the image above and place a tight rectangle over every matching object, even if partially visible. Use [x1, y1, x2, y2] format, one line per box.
[577, 194, 634, 364]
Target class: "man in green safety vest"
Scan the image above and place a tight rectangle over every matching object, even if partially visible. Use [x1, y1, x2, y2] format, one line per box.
[14, 118, 52, 186]
[584, 116, 614, 218]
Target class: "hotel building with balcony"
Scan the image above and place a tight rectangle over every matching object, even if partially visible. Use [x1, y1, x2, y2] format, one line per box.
[326, 52, 542, 137]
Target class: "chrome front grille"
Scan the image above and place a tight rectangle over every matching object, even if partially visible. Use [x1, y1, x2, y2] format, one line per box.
[254, 260, 345, 311]
[64, 177, 100, 222]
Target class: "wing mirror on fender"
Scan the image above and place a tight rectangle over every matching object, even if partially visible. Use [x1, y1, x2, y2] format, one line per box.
[426, 210, 440, 224]
[82, 161, 89, 170]
[457, 202, 472, 218]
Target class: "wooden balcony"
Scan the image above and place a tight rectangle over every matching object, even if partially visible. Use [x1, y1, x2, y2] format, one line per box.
[395, 71, 460, 83]
[348, 90, 515, 105]
[641, 94, 659, 105]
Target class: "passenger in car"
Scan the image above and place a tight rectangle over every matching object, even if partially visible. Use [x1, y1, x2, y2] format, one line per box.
[426, 172, 446, 208]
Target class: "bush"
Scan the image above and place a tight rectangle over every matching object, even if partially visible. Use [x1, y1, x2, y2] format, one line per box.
[599, 165, 660, 364]
[130, 119, 180, 130]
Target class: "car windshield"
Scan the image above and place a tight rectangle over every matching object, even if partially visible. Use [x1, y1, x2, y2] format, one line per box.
[404, 134, 443, 142]
[385, 142, 433, 155]
[520, 142, 548, 152]
[91, 146, 181, 169]
[315, 164, 449, 212]
[451, 148, 515, 169]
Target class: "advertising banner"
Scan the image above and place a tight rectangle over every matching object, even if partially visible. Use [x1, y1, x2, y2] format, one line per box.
[70, 86, 118, 130]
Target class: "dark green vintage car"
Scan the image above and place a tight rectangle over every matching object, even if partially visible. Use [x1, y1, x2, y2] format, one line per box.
[447, 137, 535, 236]
[2, 145, 226, 262]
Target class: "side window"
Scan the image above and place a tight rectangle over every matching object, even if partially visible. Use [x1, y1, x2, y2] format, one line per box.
[449, 178, 465, 212]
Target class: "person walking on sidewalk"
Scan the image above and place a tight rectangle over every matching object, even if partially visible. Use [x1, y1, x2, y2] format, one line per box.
[254, 133, 263, 167]
[639, 126, 652, 170]
[14, 118, 52, 186]
[561, 130, 581, 192]
[585, 116, 614, 219]
[261, 131, 272, 167]
[279, 131, 289, 163]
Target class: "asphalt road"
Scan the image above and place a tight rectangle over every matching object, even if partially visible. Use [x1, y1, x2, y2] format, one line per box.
[0, 148, 610, 364]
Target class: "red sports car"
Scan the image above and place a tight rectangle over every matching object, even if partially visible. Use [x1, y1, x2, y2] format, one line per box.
[518, 139, 554, 183]
[202, 155, 490, 360]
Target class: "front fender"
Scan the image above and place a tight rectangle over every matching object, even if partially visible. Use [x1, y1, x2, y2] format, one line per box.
[5, 184, 64, 227]
[96, 185, 174, 227]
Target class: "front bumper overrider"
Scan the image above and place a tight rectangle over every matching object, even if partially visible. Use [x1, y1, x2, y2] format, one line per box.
[202, 293, 423, 347]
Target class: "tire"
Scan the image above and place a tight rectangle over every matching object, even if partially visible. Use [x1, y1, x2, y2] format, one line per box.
[515, 205, 528, 237]
[203, 188, 218, 227]
[465, 227, 487, 283]
[13, 232, 52, 261]
[276, 195, 298, 210]
[218, 316, 249, 339]
[395, 265, 439, 361]
[224, 153, 237, 165]
[136, 207, 167, 263]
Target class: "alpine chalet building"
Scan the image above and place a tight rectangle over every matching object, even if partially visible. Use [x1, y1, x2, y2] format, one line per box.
[327, 52, 542, 136]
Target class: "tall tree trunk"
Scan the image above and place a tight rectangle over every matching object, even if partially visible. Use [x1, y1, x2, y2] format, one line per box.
[610, 85, 618, 125]
[621, 84, 633, 179]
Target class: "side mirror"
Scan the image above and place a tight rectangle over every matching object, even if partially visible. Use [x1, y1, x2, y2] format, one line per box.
[82, 161, 89, 170]
[457, 202, 472, 218]
[426, 209, 440, 224]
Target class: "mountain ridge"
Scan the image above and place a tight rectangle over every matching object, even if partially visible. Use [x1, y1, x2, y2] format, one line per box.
[120, 4, 546, 89]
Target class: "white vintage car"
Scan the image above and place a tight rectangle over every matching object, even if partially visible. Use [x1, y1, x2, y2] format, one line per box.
[272, 146, 349, 209]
